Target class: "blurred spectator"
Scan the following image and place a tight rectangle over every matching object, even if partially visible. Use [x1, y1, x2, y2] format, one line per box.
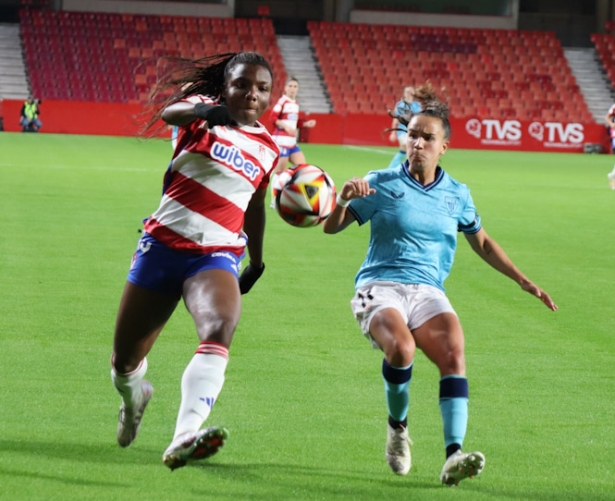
[20, 96, 42, 132]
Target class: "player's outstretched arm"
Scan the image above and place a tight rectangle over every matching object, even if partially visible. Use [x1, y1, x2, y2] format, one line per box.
[465, 228, 558, 311]
[323, 177, 374, 234]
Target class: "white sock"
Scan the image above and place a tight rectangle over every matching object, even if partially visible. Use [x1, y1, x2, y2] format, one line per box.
[111, 357, 148, 409]
[173, 346, 228, 439]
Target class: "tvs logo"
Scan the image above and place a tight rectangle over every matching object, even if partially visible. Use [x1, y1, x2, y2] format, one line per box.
[464, 119, 521, 144]
[529, 122, 584, 147]
[464, 119, 585, 149]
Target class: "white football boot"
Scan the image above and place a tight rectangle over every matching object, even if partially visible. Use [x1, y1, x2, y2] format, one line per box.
[440, 450, 485, 486]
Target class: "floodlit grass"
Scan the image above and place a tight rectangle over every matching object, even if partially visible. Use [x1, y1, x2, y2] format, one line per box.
[1, 132, 614, 500]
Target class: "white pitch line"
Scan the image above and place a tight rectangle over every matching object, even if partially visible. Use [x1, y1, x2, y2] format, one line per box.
[343, 145, 395, 155]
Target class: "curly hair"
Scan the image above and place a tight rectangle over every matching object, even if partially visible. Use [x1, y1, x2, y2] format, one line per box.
[389, 82, 451, 139]
[141, 51, 273, 135]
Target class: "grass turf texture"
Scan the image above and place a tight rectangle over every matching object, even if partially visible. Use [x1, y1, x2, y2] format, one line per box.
[1, 133, 614, 500]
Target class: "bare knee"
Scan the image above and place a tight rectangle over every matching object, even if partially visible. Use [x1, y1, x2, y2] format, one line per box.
[194, 310, 239, 345]
[383, 337, 415, 367]
[370, 309, 415, 367]
[436, 346, 465, 376]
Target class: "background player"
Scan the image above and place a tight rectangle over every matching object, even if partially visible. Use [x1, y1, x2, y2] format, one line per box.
[604, 103, 615, 188]
[386, 85, 420, 169]
[269, 76, 316, 207]
[110, 51, 279, 470]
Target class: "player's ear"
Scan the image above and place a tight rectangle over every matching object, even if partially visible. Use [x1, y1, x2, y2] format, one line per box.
[440, 141, 449, 155]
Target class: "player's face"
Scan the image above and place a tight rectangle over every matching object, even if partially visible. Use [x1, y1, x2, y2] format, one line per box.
[406, 115, 448, 173]
[403, 86, 415, 102]
[223, 63, 273, 126]
[284, 80, 299, 99]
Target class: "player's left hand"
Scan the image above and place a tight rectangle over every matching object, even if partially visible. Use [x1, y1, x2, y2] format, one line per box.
[239, 262, 265, 294]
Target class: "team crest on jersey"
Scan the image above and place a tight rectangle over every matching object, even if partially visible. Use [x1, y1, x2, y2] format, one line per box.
[445, 196, 460, 215]
[210, 142, 261, 181]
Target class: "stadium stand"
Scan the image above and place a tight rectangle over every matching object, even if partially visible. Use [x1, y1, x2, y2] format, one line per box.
[309, 21, 593, 121]
[17, 7, 594, 121]
[591, 32, 615, 94]
[20, 9, 286, 104]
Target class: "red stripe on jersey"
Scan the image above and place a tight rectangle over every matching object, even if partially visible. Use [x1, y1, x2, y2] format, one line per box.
[144, 218, 244, 256]
[165, 171, 244, 233]
[236, 124, 280, 153]
[195, 341, 229, 359]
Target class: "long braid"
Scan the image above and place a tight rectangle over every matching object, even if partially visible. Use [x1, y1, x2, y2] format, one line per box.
[140, 51, 274, 137]
[141, 53, 236, 135]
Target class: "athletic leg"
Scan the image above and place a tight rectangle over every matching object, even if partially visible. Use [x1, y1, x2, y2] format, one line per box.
[369, 308, 415, 475]
[163, 269, 241, 469]
[412, 313, 484, 485]
[112, 282, 179, 446]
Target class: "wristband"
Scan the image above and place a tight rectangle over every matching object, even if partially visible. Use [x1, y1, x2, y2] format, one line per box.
[194, 102, 213, 120]
[336, 194, 351, 207]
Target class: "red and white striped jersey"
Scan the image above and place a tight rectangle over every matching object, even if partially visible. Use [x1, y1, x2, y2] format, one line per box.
[608, 104, 615, 123]
[144, 95, 280, 256]
[269, 94, 299, 148]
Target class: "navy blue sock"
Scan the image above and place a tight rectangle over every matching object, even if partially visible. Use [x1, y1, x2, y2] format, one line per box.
[382, 359, 413, 428]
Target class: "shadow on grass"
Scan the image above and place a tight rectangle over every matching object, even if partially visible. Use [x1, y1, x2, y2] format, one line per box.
[0, 467, 126, 488]
[3, 440, 608, 501]
[0, 439, 160, 466]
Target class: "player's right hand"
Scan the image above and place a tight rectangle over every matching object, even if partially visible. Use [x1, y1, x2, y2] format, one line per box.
[340, 177, 376, 201]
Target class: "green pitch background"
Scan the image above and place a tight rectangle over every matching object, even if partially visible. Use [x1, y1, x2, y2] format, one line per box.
[1, 133, 614, 500]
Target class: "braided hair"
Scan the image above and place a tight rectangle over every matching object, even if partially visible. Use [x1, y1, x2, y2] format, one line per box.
[141, 51, 274, 135]
[389, 82, 451, 139]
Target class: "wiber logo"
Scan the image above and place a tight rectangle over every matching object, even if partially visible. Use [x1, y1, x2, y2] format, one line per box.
[211, 142, 260, 180]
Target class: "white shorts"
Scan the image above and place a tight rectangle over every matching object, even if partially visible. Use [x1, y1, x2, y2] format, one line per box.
[350, 281, 457, 349]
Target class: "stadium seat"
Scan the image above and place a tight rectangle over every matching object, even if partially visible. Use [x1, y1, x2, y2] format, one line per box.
[20, 9, 285, 104]
[309, 20, 586, 119]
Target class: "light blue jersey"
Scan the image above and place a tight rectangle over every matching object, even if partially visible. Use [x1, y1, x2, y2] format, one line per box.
[394, 99, 422, 134]
[347, 161, 481, 292]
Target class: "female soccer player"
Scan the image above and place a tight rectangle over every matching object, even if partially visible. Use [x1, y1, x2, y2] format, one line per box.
[604, 103, 615, 188]
[324, 86, 557, 486]
[110, 52, 279, 470]
[269, 76, 316, 206]
[386, 85, 421, 169]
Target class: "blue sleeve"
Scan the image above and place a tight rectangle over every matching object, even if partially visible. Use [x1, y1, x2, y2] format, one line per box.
[457, 189, 481, 234]
[346, 171, 379, 226]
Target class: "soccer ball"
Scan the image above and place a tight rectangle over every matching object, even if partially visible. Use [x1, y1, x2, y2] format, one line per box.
[274, 164, 336, 228]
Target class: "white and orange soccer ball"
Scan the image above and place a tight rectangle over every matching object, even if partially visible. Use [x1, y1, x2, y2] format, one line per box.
[274, 164, 336, 228]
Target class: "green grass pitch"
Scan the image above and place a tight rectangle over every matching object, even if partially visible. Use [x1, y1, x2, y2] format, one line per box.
[0, 132, 614, 500]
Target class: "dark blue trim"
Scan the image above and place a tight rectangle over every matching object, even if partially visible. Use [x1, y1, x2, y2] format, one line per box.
[458, 219, 482, 234]
[402, 161, 444, 192]
[439, 376, 468, 399]
[347, 204, 363, 225]
[382, 359, 413, 384]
